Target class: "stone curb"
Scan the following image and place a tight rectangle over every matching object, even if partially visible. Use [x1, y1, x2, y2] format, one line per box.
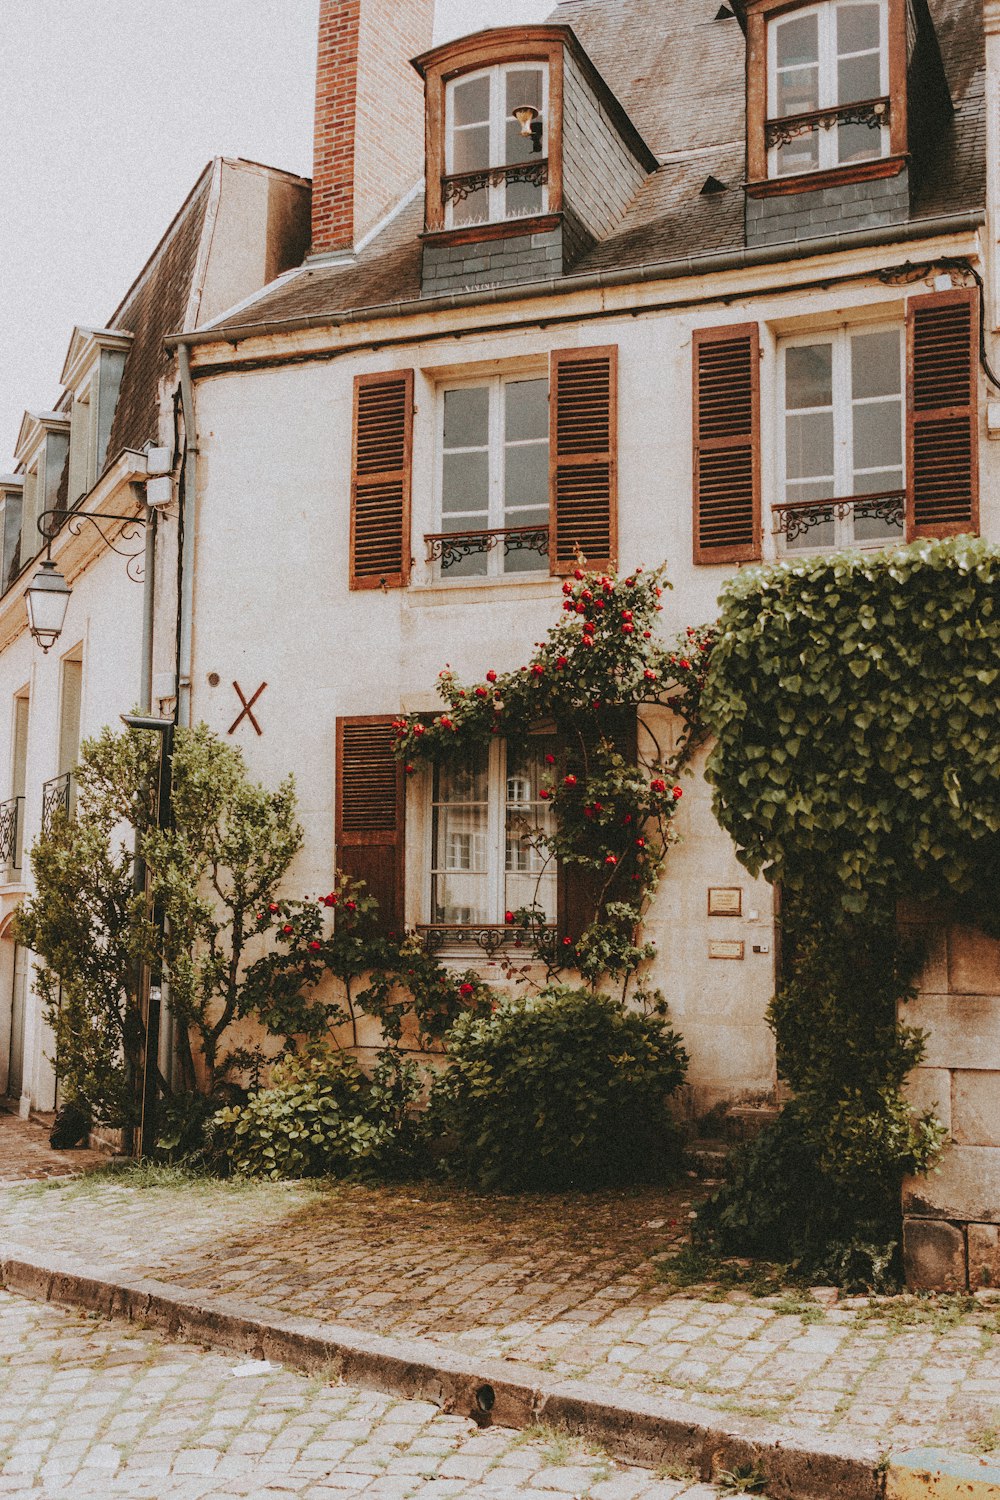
[0, 1241, 883, 1499]
[886, 1447, 1000, 1498]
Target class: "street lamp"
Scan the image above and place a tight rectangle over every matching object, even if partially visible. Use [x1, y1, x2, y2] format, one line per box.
[25, 557, 72, 652]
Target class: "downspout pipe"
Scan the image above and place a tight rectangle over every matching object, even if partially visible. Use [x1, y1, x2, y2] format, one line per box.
[176, 343, 198, 729]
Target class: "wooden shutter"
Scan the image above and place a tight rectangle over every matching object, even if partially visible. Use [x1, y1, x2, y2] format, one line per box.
[557, 709, 637, 943]
[906, 289, 979, 539]
[335, 716, 405, 936]
[692, 323, 761, 565]
[350, 371, 413, 590]
[549, 346, 617, 575]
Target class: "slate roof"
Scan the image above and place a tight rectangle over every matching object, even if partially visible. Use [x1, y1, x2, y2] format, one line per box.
[207, 0, 985, 337]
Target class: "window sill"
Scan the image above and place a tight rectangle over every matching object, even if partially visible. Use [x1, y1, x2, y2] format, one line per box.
[406, 575, 562, 609]
[746, 154, 907, 199]
[422, 213, 562, 250]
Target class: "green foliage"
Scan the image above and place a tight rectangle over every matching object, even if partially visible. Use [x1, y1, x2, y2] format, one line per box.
[214, 1045, 418, 1180]
[702, 537, 1000, 926]
[426, 986, 688, 1190]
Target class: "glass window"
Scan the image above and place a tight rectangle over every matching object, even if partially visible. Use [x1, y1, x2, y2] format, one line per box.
[438, 375, 549, 579]
[445, 63, 548, 227]
[430, 739, 557, 926]
[769, 1, 888, 178]
[780, 325, 904, 551]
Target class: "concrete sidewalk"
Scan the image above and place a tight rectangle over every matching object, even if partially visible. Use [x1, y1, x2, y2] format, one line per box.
[2, 1115, 999, 1496]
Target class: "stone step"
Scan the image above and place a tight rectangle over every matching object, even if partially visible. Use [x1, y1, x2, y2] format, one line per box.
[723, 1103, 782, 1142]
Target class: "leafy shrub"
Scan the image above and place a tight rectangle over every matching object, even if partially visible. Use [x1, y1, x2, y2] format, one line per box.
[214, 1046, 417, 1180]
[427, 986, 688, 1190]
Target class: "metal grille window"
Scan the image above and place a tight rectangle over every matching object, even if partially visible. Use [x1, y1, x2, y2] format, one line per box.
[445, 63, 548, 227]
[436, 375, 549, 578]
[778, 324, 905, 549]
[768, 1, 889, 177]
[430, 739, 557, 928]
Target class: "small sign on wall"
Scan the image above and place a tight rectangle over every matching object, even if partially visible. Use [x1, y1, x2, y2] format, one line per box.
[709, 939, 745, 961]
[708, 887, 743, 917]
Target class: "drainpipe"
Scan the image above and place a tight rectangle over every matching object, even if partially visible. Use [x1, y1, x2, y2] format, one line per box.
[176, 343, 198, 729]
[138, 498, 157, 713]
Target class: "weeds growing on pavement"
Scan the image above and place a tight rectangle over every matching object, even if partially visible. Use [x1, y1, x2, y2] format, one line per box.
[716, 1461, 769, 1493]
[972, 1423, 1000, 1453]
[653, 1245, 790, 1299]
[852, 1293, 984, 1334]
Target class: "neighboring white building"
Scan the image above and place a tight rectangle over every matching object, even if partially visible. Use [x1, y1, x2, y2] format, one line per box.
[158, 0, 993, 1115]
[0, 157, 310, 1114]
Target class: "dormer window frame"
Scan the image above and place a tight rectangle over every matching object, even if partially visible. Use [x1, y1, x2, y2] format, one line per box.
[745, 0, 908, 196]
[443, 61, 551, 231]
[60, 327, 132, 507]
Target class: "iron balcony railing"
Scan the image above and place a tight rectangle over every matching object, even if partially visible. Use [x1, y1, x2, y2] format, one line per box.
[772, 489, 905, 546]
[41, 772, 73, 834]
[0, 796, 24, 876]
[424, 524, 550, 572]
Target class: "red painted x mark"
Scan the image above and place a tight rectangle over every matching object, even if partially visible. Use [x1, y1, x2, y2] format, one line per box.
[228, 681, 267, 737]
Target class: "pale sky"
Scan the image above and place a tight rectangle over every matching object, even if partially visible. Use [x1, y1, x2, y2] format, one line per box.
[1, 0, 552, 466]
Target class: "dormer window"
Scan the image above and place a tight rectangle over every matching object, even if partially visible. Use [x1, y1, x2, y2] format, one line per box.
[768, 1, 888, 178]
[444, 64, 548, 227]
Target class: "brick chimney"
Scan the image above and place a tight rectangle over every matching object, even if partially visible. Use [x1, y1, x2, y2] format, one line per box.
[312, 0, 435, 258]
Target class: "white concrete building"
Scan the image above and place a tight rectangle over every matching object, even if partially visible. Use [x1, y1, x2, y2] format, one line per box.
[158, 0, 993, 1119]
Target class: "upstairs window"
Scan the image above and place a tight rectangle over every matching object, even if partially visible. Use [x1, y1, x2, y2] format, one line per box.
[445, 64, 548, 227]
[435, 374, 549, 578]
[768, 1, 889, 177]
[779, 324, 904, 549]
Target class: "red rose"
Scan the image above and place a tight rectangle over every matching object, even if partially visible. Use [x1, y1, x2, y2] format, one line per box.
[562, 936, 572, 947]
[545, 753, 556, 765]
[581, 636, 595, 648]
[593, 801, 604, 812]
[605, 854, 618, 866]
[539, 788, 551, 799]
[505, 910, 515, 924]
[594, 599, 605, 610]
[581, 589, 593, 602]
[622, 624, 635, 635]
[643, 631, 652, 640]
[414, 723, 425, 736]
[257, 911, 265, 921]
[672, 786, 683, 801]
[309, 941, 322, 952]
[564, 775, 577, 787]
[532, 664, 544, 676]
[486, 670, 498, 682]
[644, 669, 657, 681]
[575, 602, 587, 615]
[269, 903, 280, 914]
[323, 893, 338, 907]
[345, 899, 357, 910]
[625, 578, 635, 587]
[282, 924, 293, 935]
[650, 779, 666, 793]
[476, 687, 488, 698]
[583, 621, 595, 635]
[602, 580, 613, 594]
[562, 582, 573, 595]
[636, 837, 646, 848]
[563, 600, 575, 612]
[405, 764, 416, 775]
[556, 656, 568, 669]
[621, 610, 633, 622]
[460, 983, 475, 999]
[574, 567, 585, 580]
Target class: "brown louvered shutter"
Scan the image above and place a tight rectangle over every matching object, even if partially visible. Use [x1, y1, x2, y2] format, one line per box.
[692, 324, 761, 565]
[335, 716, 405, 936]
[350, 371, 413, 590]
[906, 289, 980, 539]
[549, 346, 618, 575]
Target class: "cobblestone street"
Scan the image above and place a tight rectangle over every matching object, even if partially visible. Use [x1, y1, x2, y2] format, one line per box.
[0, 1292, 721, 1499]
[3, 1115, 1000, 1467]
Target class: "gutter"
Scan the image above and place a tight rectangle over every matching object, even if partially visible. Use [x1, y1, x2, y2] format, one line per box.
[165, 209, 985, 352]
[175, 346, 198, 729]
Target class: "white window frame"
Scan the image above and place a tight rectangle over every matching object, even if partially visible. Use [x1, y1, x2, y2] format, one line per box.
[444, 62, 549, 228]
[767, 0, 890, 178]
[435, 371, 549, 581]
[777, 320, 905, 552]
[425, 738, 557, 931]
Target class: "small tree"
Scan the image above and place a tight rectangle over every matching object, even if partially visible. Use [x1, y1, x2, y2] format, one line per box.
[17, 723, 303, 1123]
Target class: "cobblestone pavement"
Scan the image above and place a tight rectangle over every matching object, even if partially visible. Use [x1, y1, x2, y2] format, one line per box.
[0, 1111, 108, 1182]
[3, 1115, 1000, 1462]
[0, 1291, 723, 1499]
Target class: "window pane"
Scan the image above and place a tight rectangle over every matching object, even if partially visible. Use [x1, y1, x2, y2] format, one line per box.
[437, 754, 489, 804]
[837, 3, 880, 55]
[786, 344, 833, 409]
[505, 68, 544, 164]
[442, 451, 489, 515]
[452, 184, 490, 226]
[786, 412, 834, 482]
[453, 75, 490, 127]
[838, 51, 881, 104]
[452, 124, 491, 174]
[506, 379, 548, 442]
[505, 740, 557, 919]
[776, 65, 820, 117]
[775, 13, 819, 69]
[854, 403, 902, 473]
[854, 485, 904, 540]
[444, 386, 489, 449]
[777, 129, 820, 175]
[838, 119, 883, 164]
[851, 331, 901, 399]
[504, 177, 544, 218]
[432, 751, 490, 923]
[784, 480, 836, 550]
[505, 444, 548, 509]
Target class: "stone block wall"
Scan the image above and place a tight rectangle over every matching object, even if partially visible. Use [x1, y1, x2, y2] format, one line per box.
[899, 905, 1000, 1291]
[421, 225, 564, 298]
[746, 168, 910, 249]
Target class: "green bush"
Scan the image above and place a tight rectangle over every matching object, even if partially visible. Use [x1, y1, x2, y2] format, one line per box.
[214, 1047, 413, 1180]
[427, 986, 688, 1190]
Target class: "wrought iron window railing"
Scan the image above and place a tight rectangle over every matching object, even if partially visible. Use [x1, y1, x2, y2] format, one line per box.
[0, 796, 24, 876]
[425, 524, 550, 572]
[441, 158, 549, 210]
[41, 772, 73, 834]
[772, 489, 905, 546]
[765, 97, 889, 154]
[419, 923, 557, 958]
